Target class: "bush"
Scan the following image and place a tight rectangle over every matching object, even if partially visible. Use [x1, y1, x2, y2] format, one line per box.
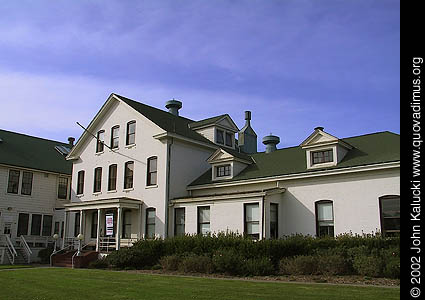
[179, 254, 214, 274]
[160, 255, 181, 271]
[38, 246, 54, 264]
[279, 255, 318, 275]
[212, 249, 246, 275]
[244, 257, 275, 276]
[88, 258, 109, 269]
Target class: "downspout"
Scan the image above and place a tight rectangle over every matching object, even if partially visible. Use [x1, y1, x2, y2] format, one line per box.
[262, 195, 265, 240]
[165, 137, 173, 238]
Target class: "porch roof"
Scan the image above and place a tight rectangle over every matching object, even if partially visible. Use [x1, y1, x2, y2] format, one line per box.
[64, 197, 142, 211]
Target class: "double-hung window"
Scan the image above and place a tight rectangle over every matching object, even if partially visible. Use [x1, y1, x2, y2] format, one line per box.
[7, 170, 20, 194]
[126, 121, 136, 145]
[225, 132, 233, 147]
[244, 203, 260, 239]
[174, 208, 185, 236]
[316, 200, 334, 237]
[147, 157, 157, 186]
[108, 164, 117, 191]
[197, 206, 210, 235]
[42, 215, 53, 236]
[77, 170, 85, 195]
[93, 167, 102, 193]
[96, 130, 105, 153]
[21, 171, 33, 195]
[58, 177, 68, 199]
[145, 208, 156, 238]
[379, 196, 400, 237]
[270, 203, 278, 239]
[124, 161, 134, 189]
[111, 126, 119, 149]
[123, 210, 132, 238]
[215, 129, 224, 144]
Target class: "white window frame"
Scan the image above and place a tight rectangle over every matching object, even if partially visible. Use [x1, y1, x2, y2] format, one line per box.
[306, 145, 337, 169]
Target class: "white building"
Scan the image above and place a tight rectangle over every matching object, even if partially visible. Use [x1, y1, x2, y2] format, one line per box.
[64, 94, 400, 251]
[0, 129, 73, 263]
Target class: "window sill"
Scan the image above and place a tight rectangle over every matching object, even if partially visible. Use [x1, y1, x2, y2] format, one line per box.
[95, 151, 104, 156]
[125, 144, 136, 149]
[76, 194, 84, 198]
[123, 188, 134, 192]
[308, 161, 337, 169]
[109, 147, 120, 152]
[145, 185, 158, 189]
[93, 192, 102, 196]
[107, 190, 117, 194]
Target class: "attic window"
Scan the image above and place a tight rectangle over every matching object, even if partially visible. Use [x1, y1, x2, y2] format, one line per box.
[216, 164, 231, 177]
[225, 132, 233, 147]
[312, 150, 333, 165]
[216, 129, 224, 144]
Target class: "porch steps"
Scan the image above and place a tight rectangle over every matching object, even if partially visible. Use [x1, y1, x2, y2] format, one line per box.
[52, 250, 99, 268]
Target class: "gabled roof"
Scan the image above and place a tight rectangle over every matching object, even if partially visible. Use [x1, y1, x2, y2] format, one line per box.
[207, 147, 253, 164]
[0, 129, 72, 174]
[189, 114, 239, 131]
[189, 131, 400, 186]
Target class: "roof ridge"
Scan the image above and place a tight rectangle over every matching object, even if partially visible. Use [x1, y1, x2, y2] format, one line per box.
[191, 113, 229, 123]
[0, 128, 70, 146]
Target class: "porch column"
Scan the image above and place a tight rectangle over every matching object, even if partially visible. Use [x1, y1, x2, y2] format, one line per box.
[62, 211, 67, 249]
[79, 210, 84, 235]
[116, 207, 122, 250]
[96, 209, 101, 252]
[138, 204, 142, 239]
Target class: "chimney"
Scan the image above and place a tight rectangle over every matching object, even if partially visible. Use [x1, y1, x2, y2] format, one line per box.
[238, 110, 257, 154]
[262, 134, 280, 153]
[68, 137, 75, 147]
[165, 99, 182, 116]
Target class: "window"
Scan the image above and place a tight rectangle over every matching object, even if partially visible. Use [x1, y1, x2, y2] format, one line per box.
[91, 211, 98, 238]
[216, 165, 231, 177]
[147, 157, 157, 186]
[245, 203, 260, 239]
[270, 203, 278, 239]
[174, 208, 185, 236]
[74, 213, 80, 237]
[215, 129, 224, 144]
[126, 121, 136, 145]
[58, 177, 68, 199]
[31, 214, 42, 236]
[312, 150, 333, 165]
[21, 171, 33, 195]
[42, 215, 53, 236]
[77, 170, 85, 195]
[96, 130, 105, 153]
[316, 200, 334, 237]
[145, 208, 156, 238]
[54, 222, 60, 235]
[124, 161, 134, 189]
[60, 221, 64, 238]
[7, 170, 20, 194]
[111, 126, 119, 149]
[123, 210, 132, 238]
[17, 213, 29, 236]
[225, 132, 233, 147]
[93, 167, 102, 193]
[197, 206, 210, 235]
[379, 195, 400, 237]
[108, 164, 117, 191]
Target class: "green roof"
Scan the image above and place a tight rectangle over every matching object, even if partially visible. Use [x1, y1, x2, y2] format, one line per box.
[190, 131, 400, 186]
[115, 94, 215, 146]
[0, 129, 73, 174]
[189, 114, 229, 129]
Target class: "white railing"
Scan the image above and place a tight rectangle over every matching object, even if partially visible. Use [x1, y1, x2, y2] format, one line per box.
[19, 236, 32, 264]
[5, 235, 17, 265]
[16, 235, 53, 248]
[120, 238, 139, 248]
[63, 237, 79, 250]
[99, 237, 116, 252]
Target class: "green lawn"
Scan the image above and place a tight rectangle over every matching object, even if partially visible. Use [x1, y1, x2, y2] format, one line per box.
[0, 268, 399, 300]
[0, 265, 33, 270]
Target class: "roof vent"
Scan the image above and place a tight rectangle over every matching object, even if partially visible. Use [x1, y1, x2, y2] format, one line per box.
[165, 99, 182, 116]
[262, 134, 280, 153]
[68, 137, 75, 147]
[314, 126, 324, 131]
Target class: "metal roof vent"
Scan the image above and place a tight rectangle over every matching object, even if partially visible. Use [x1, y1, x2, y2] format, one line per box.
[68, 137, 75, 147]
[262, 134, 280, 153]
[165, 99, 182, 116]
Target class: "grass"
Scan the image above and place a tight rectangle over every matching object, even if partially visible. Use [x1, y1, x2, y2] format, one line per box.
[0, 268, 399, 300]
[0, 265, 33, 270]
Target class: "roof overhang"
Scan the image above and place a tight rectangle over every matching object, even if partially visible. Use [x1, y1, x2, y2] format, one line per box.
[153, 132, 218, 150]
[207, 148, 253, 165]
[64, 197, 142, 211]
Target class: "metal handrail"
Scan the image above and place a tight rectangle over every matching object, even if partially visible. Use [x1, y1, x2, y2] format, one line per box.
[5, 235, 17, 265]
[19, 236, 32, 264]
[71, 243, 90, 269]
[50, 244, 72, 266]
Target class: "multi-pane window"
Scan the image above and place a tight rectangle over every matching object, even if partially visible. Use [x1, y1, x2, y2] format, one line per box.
[147, 157, 157, 186]
[270, 203, 278, 239]
[245, 203, 260, 239]
[216, 165, 231, 177]
[54, 222, 60, 235]
[123, 210, 132, 238]
[126, 121, 136, 145]
[42, 215, 53, 236]
[111, 126, 120, 149]
[379, 196, 400, 237]
[91, 211, 98, 238]
[145, 208, 156, 239]
[94, 167, 102, 193]
[7, 170, 20, 194]
[17, 213, 29, 236]
[108, 164, 117, 191]
[316, 200, 334, 237]
[58, 177, 68, 199]
[77, 170, 85, 195]
[225, 132, 233, 147]
[312, 150, 333, 165]
[174, 208, 185, 236]
[197, 206, 210, 235]
[74, 213, 80, 237]
[96, 130, 105, 153]
[216, 129, 224, 144]
[31, 214, 42, 236]
[124, 161, 134, 189]
[21, 171, 33, 195]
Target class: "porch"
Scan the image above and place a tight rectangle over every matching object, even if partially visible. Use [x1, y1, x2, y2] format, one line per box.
[63, 198, 143, 252]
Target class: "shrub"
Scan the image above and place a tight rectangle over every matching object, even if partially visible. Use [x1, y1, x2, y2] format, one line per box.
[212, 249, 246, 275]
[160, 255, 181, 271]
[88, 258, 109, 269]
[316, 254, 351, 275]
[279, 256, 318, 275]
[38, 246, 54, 264]
[381, 247, 400, 279]
[178, 254, 214, 274]
[244, 257, 275, 276]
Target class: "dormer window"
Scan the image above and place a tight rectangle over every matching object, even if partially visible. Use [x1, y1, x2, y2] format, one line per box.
[312, 150, 333, 165]
[216, 164, 231, 177]
[216, 129, 224, 144]
[225, 132, 233, 147]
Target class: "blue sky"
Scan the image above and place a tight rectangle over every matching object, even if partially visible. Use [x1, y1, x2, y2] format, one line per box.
[0, 0, 399, 150]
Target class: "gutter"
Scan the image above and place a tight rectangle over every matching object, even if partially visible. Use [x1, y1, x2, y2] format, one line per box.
[165, 137, 173, 238]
